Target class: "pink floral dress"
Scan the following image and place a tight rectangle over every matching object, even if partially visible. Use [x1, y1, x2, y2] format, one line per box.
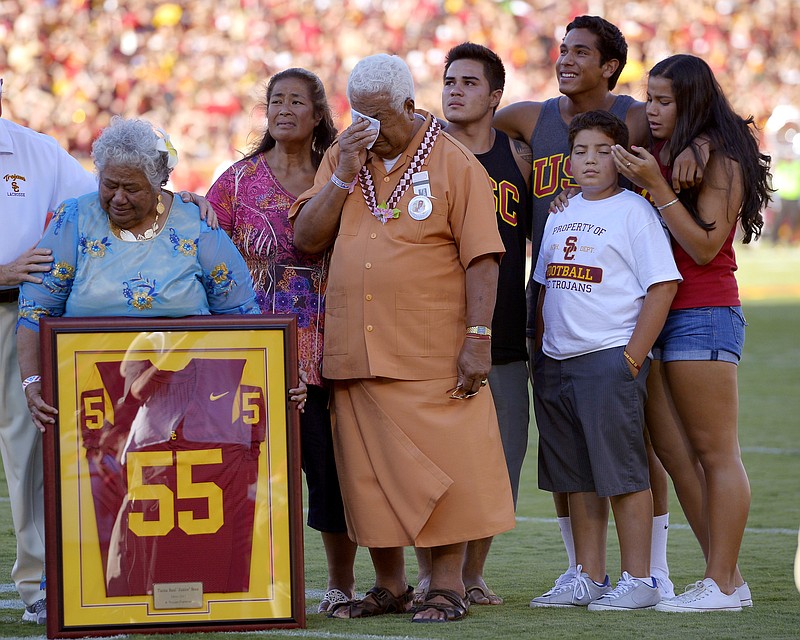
[207, 155, 329, 385]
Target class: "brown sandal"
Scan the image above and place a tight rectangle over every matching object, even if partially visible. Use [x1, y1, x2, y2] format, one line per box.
[411, 588, 469, 623]
[466, 583, 503, 605]
[329, 585, 413, 619]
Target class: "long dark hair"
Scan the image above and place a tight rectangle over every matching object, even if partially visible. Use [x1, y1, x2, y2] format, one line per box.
[649, 54, 771, 243]
[245, 68, 337, 168]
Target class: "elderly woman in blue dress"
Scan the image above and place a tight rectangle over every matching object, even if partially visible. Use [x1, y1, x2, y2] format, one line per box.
[16, 117, 302, 430]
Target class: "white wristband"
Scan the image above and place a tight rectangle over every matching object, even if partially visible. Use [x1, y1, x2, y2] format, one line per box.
[22, 375, 42, 390]
[330, 174, 353, 190]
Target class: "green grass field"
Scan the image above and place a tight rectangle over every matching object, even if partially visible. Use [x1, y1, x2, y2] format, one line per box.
[2, 246, 799, 639]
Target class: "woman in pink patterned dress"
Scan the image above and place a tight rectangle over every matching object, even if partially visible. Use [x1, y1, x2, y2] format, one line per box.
[206, 68, 356, 612]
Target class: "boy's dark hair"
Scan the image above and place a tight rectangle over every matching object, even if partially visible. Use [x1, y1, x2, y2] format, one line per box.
[444, 42, 506, 93]
[565, 16, 627, 90]
[568, 110, 629, 151]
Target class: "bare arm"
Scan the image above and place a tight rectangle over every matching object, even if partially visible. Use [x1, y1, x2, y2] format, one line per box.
[493, 101, 543, 145]
[17, 325, 58, 432]
[534, 286, 545, 354]
[509, 137, 532, 191]
[625, 101, 651, 149]
[625, 280, 679, 376]
[293, 118, 377, 254]
[670, 136, 711, 192]
[456, 254, 499, 396]
[613, 145, 741, 264]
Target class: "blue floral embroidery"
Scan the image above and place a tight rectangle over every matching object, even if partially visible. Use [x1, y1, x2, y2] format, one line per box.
[18, 297, 57, 322]
[50, 201, 70, 236]
[169, 227, 197, 256]
[79, 235, 111, 258]
[52, 261, 75, 281]
[122, 273, 158, 310]
[42, 260, 75, 295]
[205, 263, 235, 295]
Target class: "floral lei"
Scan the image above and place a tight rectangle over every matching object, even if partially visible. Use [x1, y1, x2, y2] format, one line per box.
[358, 116, 441, 224]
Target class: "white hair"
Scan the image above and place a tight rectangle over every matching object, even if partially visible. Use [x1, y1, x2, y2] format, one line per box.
[347, 54, 415, 113]
[92, 117, 171, 188]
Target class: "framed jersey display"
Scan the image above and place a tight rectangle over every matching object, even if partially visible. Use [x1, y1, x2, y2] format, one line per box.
[39, 315, 305, 637]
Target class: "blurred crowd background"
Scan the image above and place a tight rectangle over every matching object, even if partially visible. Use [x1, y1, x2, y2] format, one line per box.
[1, 0, 799, 240]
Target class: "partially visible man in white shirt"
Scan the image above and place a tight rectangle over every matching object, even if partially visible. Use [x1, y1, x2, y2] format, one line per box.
[0, 76, 98, 624]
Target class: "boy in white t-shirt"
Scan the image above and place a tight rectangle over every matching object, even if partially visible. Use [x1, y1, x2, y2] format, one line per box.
[530, 110, 681, 611]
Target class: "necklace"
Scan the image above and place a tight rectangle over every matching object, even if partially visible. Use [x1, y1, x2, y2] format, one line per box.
[109, 192, 166, 241]
[358, 116, 441, 224]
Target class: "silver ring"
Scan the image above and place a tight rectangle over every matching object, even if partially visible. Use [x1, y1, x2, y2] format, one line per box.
[626, 161, 632, 167]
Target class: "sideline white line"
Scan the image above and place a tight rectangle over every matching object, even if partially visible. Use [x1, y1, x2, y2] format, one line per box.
[260, 632, 428, 640]
[742, 446, 800, 456]
[514, 516, 798, 535]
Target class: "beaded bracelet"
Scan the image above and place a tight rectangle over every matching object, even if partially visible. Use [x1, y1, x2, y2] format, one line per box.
[656, 197, 680, 212]
[22, 375, 42, 390]
[623, 350, 641, 371]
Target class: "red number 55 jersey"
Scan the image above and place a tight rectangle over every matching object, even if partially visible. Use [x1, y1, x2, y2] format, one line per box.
[79, 358, 267, 597]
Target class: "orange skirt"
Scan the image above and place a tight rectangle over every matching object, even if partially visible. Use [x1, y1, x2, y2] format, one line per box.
[331, 377, 516, 548]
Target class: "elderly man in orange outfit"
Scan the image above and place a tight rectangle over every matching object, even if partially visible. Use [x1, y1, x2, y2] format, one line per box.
[291, 53, 515, 623]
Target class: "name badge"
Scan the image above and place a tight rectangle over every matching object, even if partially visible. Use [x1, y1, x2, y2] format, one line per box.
[408, 195, 432, 220]
[411, 171, 432, 197]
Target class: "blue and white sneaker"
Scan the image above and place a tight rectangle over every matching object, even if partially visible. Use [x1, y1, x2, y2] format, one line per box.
[588, 573, 661, 611]
[653, 572, 675, 599]
[529, 564, 610, 608]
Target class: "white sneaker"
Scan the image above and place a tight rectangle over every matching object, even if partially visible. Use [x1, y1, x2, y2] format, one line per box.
[588, 573, 661, 611]
[554, 566, 578, 587]
[655, 578, 742, 612]
[653, 572, 675, 599]
[529, 564, 610, 608]
[528, 567, 576, 606]
[22, 598, 46, 624]
[736, 582, 753, 607]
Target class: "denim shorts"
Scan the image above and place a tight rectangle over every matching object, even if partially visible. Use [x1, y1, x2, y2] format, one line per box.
[652, 306, 746, 364]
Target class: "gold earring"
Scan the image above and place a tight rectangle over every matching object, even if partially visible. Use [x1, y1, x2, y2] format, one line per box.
[156, 193, 165, 215]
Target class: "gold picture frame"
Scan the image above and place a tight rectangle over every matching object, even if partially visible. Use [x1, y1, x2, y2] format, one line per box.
[39, 315, 305, 637]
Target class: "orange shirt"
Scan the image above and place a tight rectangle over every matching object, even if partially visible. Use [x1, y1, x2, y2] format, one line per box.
[290, 111, 504, 381]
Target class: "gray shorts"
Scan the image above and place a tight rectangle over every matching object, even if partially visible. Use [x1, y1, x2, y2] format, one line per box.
[488, 360, 530, 508]
[532, 347, 650, 498]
